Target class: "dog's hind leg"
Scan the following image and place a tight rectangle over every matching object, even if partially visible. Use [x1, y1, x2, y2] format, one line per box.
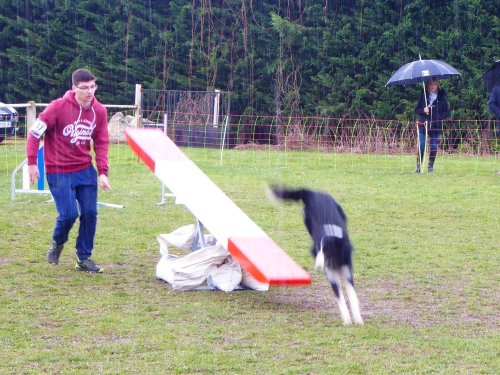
[342, 265, 363, 325]
[324, 266, 352, 325]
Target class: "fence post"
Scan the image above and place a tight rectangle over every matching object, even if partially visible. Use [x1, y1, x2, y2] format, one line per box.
[134, 84, 142, 127]
[213, 89, 220, 127]
[26, 101, 37, 130]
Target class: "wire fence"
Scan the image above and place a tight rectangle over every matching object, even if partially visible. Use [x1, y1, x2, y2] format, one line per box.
[2, 107, 498, 184]
[140, 110, 498, 157]
[2, 104, 498, 157]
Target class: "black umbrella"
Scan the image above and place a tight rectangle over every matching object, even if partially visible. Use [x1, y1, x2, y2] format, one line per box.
[386, 58, 461, 87]
[386, 56, 461, 107]
[482, 60, 500, 93]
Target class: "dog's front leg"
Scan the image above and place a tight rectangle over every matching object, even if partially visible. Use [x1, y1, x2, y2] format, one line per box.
[342, 266, 363, 325]
[325, 267, 352, 325]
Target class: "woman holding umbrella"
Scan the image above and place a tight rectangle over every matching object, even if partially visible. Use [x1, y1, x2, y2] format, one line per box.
[386, 57, 459, 173]
[413, 78, 450, 173]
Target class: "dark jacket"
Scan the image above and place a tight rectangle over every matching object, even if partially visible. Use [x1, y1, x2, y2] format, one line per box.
[488, 85, 500, 121]
[415, 88, 450, 133]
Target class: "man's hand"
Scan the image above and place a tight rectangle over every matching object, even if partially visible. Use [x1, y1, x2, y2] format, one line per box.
[99, 174, 112, 191]
[28, 165, 39, 184]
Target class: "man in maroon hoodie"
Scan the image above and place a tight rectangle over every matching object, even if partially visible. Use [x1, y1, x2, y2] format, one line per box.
[26, 68, 111, 273]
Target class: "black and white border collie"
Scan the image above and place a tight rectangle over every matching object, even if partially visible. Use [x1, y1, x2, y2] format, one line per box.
[267, 186, 363, 325]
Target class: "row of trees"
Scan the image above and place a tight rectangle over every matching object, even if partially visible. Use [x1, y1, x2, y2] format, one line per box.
[0, 0, 498, 121]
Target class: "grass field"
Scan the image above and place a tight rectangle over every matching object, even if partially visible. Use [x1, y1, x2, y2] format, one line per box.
[1, 141, 499, 374]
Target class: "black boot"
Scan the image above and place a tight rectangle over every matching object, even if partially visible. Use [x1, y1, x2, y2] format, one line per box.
[47, 241, 64, 264]
[412, 154, 421, 173]
[413, 151, 424, 173]
[428, 154, 436, 173]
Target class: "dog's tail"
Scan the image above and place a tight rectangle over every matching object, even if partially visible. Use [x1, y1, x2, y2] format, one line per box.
[266, 186, 310, 205]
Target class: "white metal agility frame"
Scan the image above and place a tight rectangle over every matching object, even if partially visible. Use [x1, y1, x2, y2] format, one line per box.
[6, 92, 140, 205]
[11, 152, 124, 209]
[11, 148, 51, 200]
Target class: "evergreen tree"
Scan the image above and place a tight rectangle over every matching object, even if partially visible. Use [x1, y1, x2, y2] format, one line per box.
[0, 0, 497, 121]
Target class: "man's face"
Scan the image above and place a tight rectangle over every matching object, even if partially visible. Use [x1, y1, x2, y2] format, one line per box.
[72, 80, 98, 104]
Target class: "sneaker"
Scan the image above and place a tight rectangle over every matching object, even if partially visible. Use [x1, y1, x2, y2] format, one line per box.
[428, 165, 434, 173]
[75, 258, 104, 273]
[412, 166, 421, 173]
[47, 241, 64, 264]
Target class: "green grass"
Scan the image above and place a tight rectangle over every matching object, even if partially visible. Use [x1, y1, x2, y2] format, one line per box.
[1, 141, 499, 374]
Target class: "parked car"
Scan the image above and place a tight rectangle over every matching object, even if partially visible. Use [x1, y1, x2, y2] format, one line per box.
[0, 103, 19, 143]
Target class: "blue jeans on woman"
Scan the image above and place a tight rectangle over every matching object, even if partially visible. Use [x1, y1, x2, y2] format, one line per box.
[417, 126, 441, 169]
[46, 166, 98, 261]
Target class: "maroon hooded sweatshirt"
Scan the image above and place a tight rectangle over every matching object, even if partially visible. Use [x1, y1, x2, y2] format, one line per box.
[26, 90, 109, 176]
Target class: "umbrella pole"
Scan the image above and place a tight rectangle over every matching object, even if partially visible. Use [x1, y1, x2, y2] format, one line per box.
[416, 122, 428, 173]
[416, 124, 422, 172]
[421, 81, 428, 173]
[423, 121, 428, 173]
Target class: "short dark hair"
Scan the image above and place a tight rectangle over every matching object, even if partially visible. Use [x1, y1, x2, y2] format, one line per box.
[72, 69, 96, 86]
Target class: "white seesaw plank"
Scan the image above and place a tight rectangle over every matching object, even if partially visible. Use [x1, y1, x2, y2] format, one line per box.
[126, 128, 311, 285]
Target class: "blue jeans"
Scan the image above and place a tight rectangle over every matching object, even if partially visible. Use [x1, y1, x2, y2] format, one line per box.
[417, 127, 441, 166]
[46, 166, 98, 260]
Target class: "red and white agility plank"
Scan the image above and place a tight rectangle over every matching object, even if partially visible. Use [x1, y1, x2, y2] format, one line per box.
[125, 128, 311, 286]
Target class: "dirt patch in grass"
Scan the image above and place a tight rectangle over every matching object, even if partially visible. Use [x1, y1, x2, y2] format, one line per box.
[268, 276, 499, 329]
[0, 257, 12, 265]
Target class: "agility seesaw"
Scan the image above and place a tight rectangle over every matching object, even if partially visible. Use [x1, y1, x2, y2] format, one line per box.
[125, 127, 311, 286]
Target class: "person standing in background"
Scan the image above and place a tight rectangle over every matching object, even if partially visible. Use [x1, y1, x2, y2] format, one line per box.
[488, 83, 500, 174]
[413, 79, 450, 173]
[488, 84, 500, 137]
[26, 68, 111, 272]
